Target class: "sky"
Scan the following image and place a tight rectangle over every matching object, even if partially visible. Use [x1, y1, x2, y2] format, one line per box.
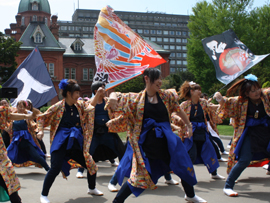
[0, 0, 269, 33]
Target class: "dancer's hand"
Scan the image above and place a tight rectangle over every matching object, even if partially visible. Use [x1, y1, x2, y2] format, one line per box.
[184, 123, 193, 139]
[37, 131, 44, 140]
[213, 92, 223, 103]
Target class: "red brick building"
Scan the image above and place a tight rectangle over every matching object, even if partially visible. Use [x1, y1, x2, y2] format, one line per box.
[5, 0, 170, 105]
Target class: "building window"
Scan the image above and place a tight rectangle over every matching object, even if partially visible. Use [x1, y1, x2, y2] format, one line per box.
[32, 3, 38, 11]
[150, 30, 156, 34]
[163, 45, 169, 50]
[137, 29, 143, 34]
[163, 30, 169, 35]
[75, 27, 80, 31]
[154, 23, 159, 26]
[176, 46, 181, 50]
[176, 31, 181, 36]
[170, 68, 176, 73]
[83, 34, 88, 38]
[157, 37, 162, 42]
[177, 60, 182, 65]
[170, 31, 175, 35]
[69, 26, 74, 31]
[83, 68, 88, 80]
[71, 68, 76, 80]
[183, 32, 187, 36]
[144, 37, 149, 40]
[183, 53, 187, 58]
[61, 26, 67, 31]
[33, 15, 37, 21]
[170, 53, 175, 57]
[183, 60, 187, 65]
[83, 27, 89, 31]
[157, 30, 162, 35]
[22, 16, 25, 26]
[64, 68, 69, 79]
[69, 34, 75, 37]
[176, 53, 182, 57]
[182, 39, 188, 43]
[89, 69, 94, 80]
[35, 32, 42, 43]
[182, 46, 187, 50]
[75, 42, 81, 51]
[170, 38, 175, 42]
[176, 38, 181, 43]
[150, 37, 156, 42]
[49, 63, 54, 77]
[170, 45, 175, 50]
[164, 38, 169, 42]
[170, 60, 175, 65]
[144, 30, 149, 34]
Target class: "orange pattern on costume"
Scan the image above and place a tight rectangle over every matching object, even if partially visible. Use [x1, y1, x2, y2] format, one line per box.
[110, 89, 181, 190]
[37, 100, 97, 176]
[217, 88, 270, 174]
[0, 107, 20, 195]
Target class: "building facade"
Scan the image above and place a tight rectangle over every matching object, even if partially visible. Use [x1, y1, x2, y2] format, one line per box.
[58, 9, 190, 73]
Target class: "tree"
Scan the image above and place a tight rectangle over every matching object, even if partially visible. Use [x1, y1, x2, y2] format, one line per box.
[187, 0, 270, 94]
[115, 75, 145, 93]
[0, 32, 22, 84]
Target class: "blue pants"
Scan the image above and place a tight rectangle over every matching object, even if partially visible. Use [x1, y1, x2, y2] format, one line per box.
[225, 134, 252, 189]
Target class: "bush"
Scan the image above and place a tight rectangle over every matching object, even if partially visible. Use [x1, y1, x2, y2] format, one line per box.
[40, 106, 50, 113]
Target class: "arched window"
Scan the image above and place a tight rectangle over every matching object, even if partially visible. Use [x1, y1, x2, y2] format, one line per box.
[32, 3, 38, 11]
[75, 42, 81, 51]
[35, 32, 42, 43]
[21, 16, 25, 26]
[33, 15, 37, 21]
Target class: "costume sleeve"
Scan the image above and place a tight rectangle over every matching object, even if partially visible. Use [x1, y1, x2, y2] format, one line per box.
[37, 103, 60, 132]
[0, 107, 10, 130]
[217, 96, 240, 119]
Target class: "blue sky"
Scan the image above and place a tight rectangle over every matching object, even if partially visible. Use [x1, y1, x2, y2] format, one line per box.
[0, 0, 269, 33]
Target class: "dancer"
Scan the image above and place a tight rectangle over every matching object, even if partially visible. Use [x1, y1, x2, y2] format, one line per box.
[37, 79, 98, 203]
[214, 74, 270, 196]
[173, 81, 225, 180]
[0, 99, 11, 148]
[200, 93, 229, 156]
[75, 81, 125, 192]
[109, 68, 206, 203]
[0, 104, 37, 203]
[6, 100, 50, 171]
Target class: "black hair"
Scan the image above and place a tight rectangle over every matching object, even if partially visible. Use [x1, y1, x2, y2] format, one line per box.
[62, 79, 81, 98]
[91, 81, 106, 95]
[142, 68, 161, 85]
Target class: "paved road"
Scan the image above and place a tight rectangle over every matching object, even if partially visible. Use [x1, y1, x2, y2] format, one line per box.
[7, 133, 270, 203]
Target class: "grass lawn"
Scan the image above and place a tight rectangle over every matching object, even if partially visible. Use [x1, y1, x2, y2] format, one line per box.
[118, 125, 234, 139]
[217, 125, 234, 136]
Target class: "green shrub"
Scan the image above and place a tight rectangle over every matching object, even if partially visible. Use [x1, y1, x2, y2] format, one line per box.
[40, 106, 50, 113]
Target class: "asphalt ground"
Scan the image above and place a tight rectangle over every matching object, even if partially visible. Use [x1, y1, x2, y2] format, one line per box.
[5, 132, 270, 203]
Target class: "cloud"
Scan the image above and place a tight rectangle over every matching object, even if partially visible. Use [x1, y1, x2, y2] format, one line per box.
[0, 0, 20, 7]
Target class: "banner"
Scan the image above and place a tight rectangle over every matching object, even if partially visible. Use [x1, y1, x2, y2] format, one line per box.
[202, 29, 269, 84]
[94, 5, 166, 90]
[2, 47, 57, 108]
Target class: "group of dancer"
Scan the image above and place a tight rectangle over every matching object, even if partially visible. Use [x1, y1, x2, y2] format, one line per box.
[0, 68, 269, 203]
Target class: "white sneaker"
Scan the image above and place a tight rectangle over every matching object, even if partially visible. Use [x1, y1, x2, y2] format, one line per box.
[184, 194, 207, 203]
[221, 151, 229, 155]
[45, 154, 51, 158]
[218, 157, 228, 162]
[40, 195, 50, 203]
[165, 179, 179, 185]
[111, 161, 119, 167]
[87, 188, 104, 196]
[108, 183, 118, 192]
[263, 164, 269, 170]
[227, 144, 231, 149]
[76, 172, 84, 178]
[223, 188, 238, 197]
[210, 174, 225, 180]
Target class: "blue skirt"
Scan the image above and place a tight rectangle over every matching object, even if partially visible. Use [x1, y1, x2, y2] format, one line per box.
[7, 130, 45, 164]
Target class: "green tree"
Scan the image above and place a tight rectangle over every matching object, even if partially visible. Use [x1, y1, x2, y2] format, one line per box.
[115, 75, 145, 93]
[0, 32, 22, 84]
[187, 0, 270, 94]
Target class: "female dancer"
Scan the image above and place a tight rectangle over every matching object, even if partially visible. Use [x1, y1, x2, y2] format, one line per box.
[173, 81, 225, 180]
[7, 100, 50, 171]
[37, 79, 98, 203]
[0, 104, 36, 202]
[214, 74, 270, 196]
[108, 68, 206, 203]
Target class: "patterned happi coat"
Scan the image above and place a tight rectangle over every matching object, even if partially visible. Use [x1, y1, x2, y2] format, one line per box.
[37, 100, 97, 176]
[217, 88, 270, 174]
[5, 118, 43, 168]
[111, 89, 181, 190]
[0, 107, 20, 195]
[172, 98, 218, 139]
